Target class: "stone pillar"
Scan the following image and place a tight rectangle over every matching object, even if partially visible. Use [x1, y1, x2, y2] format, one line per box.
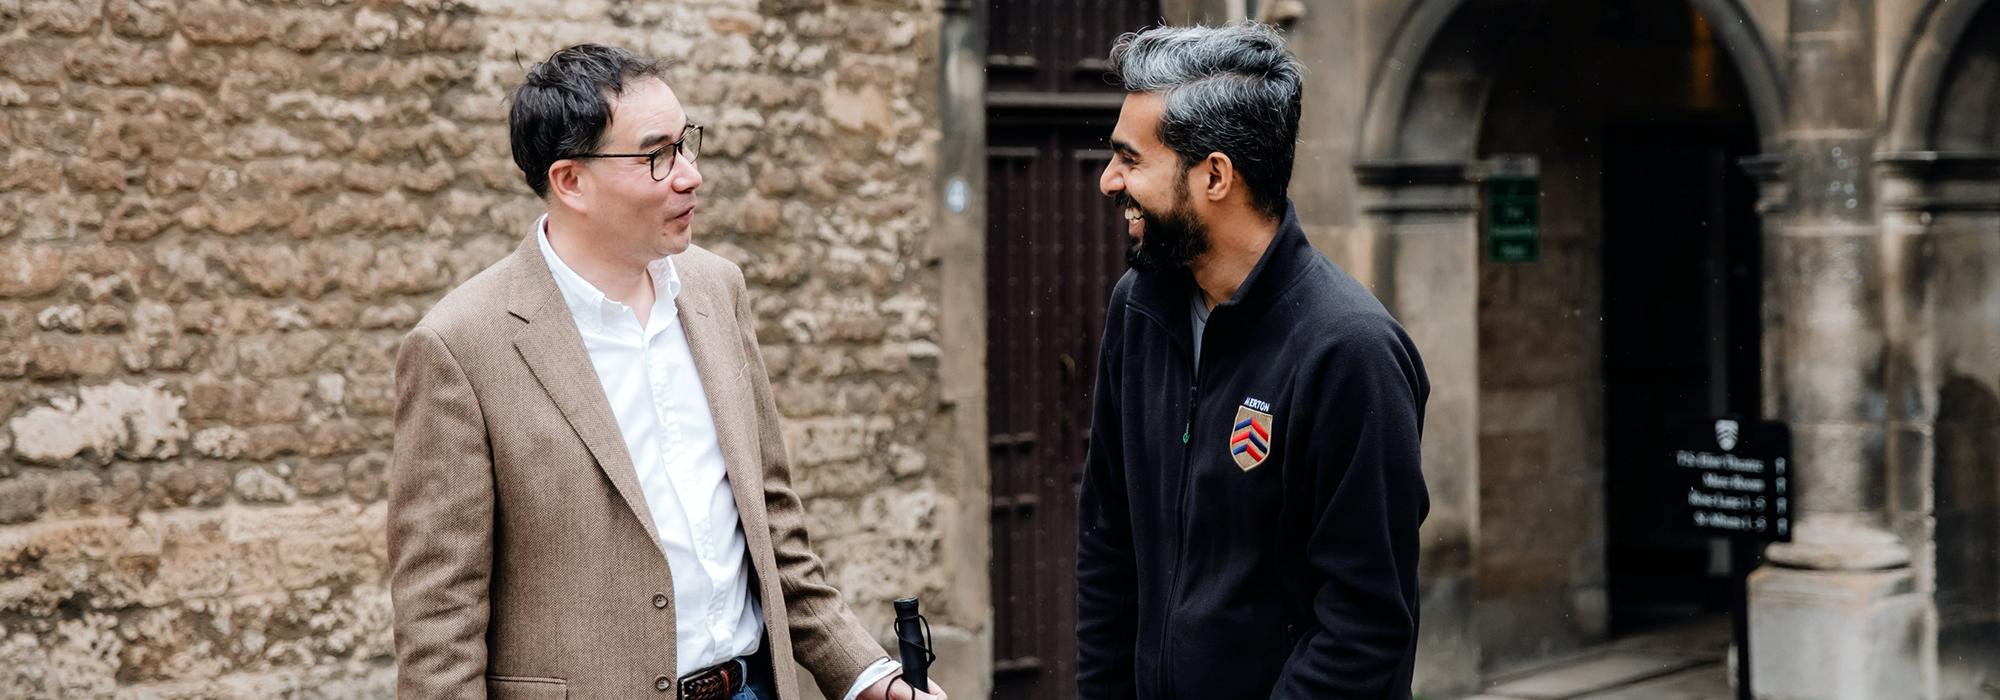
[1354, 161, 1482, 697]
[1747, 1, 1929, 697]
[929, 1, 995, 698]
[1877, 151, 2000, 700]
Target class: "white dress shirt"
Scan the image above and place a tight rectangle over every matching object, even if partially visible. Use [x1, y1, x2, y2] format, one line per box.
[537, 217, 897, 699]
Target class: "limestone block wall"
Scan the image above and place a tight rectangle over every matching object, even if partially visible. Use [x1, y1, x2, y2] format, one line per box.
[0, 0, 964, 696]
[1473, 58, 1610, 672]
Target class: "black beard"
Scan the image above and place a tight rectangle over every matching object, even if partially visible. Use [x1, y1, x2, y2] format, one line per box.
[1119, 194, 1209, 274]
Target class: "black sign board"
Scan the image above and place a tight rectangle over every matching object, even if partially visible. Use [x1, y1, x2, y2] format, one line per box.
[1663, 415, 1793, 543]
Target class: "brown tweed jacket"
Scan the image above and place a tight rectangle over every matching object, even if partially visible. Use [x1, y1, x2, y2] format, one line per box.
[388, 234, 885, 699]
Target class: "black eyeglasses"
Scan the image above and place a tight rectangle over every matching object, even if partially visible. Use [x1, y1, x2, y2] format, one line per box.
[568, 124, 703, 181]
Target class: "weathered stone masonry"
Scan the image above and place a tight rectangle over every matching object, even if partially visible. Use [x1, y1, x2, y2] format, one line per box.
[0, 0, 970, 697]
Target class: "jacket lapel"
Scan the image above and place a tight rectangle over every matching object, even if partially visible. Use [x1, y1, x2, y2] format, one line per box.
[674, 271, 773, 555]
[504, 236, 666, 550]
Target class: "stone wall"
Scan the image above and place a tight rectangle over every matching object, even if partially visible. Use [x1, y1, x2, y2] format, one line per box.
[1910, 4, 2000, 693]
[1471, 0, 1759, 674]
[1472, 15, 1610, 669]
[0, 0, 964, 696]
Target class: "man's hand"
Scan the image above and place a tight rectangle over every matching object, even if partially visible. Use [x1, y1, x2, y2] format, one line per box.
[857, 674, 947, 700]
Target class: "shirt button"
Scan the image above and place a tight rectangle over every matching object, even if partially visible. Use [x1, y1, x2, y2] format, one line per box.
[654, 593, 669, 609]
[655, 675, 672, 692]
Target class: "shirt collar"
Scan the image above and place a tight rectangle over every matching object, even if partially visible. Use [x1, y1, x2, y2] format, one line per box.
[534, 214, 681, 333]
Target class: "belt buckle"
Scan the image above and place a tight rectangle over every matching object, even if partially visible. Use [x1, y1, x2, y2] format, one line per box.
[678, 660, 737, 700]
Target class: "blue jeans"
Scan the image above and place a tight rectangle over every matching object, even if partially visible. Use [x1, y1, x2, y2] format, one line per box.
[728, 652, 778, 700]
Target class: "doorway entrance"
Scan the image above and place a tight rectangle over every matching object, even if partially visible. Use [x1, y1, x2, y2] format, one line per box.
[1472, 0, 1765, 672]
[983, 2, 1158, 698]
[1601, 121, 1762, 632]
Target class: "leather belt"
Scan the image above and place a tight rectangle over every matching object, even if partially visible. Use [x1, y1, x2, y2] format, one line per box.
[678, 657, 748, 700]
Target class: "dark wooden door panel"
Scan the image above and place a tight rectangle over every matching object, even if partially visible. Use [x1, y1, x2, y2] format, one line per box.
[988, 0, 1160, 96]
[987, 124, 1128, 700]
[986, 3, 1155, 698]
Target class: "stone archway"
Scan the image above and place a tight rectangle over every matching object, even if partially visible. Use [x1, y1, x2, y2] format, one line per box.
[1358, 0, 1785, 163]
[1879, 1, 2000, 695]
[1352, 1, 1787, 693]
[1883, 0, 1996, 153]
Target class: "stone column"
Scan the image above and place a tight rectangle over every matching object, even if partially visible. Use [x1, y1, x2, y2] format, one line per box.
[1746, 1, 1929, 697]
[1877, 151, 2000, 699]
[929, 1, 995, 698]
[1354, 161, 1482, 697]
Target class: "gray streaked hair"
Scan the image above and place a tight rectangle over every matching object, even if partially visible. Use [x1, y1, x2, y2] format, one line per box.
[1108, 21, 1303, 219]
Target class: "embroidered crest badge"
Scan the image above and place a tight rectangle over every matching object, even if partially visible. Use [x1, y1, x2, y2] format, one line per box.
[1230, 403, 1274, 471]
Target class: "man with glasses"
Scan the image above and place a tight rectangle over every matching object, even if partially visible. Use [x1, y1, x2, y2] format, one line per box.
[388, 44, 945, 700]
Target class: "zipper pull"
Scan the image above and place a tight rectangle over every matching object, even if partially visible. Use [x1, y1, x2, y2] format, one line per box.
[1182, 385, 1198, 444]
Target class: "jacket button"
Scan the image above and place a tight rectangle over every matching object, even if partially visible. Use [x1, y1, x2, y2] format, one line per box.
[655, 675, 672, 692]
[653, 593, 669, 609]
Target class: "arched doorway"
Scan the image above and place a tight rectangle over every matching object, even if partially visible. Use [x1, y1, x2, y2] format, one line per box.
[1476, 0, 1764, 668]
[1925, 5, 2000, 689]
[1353, 0, 1786, 686]
[1882, 1, 2000, 695]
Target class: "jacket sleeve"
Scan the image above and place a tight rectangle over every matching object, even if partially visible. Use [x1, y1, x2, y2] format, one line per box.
[731, 269, 889, 698]
[389, 325, 495, 700]
[1076, 287, 1139, 700]
[1271, 321, 1430, 700]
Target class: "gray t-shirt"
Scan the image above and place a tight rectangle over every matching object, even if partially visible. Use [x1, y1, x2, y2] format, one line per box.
[1190, 289, 1212, 371]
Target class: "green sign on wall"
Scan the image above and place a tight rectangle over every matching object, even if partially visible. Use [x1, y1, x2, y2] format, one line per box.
[1487, 155, 1541, 263]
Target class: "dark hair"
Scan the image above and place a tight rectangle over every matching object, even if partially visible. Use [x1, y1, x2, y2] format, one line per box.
[1108, 21, 1304, 219]
[508, 44, 665, 198]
